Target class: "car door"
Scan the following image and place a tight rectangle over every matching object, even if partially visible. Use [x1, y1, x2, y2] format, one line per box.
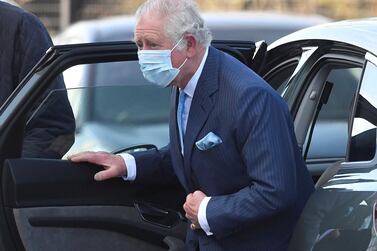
[0, 42, 187, 251]
[288, 52, 377, 251]
[0, 40, 259, 251]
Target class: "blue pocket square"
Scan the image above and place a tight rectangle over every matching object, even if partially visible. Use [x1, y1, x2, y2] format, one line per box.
[195, 132, 223, 151]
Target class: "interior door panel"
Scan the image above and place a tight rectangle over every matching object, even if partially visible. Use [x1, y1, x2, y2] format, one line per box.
[14, 206, 185, 251]
[3, 159, 186, 250]
[3, 159, 186, 208]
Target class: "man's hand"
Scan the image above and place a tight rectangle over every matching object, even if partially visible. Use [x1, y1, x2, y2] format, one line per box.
[183, 190, 206, 229]
[68, 151, 127, 181]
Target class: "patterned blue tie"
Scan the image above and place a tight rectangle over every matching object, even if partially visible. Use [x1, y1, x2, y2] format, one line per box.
[177, 90, 186, 152]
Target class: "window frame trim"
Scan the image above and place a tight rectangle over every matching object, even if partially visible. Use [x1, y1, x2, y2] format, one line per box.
[343, 53, 377, 168]
[366, 52, 377, 67]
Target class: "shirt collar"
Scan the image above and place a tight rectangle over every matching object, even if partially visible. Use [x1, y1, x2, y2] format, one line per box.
[181, 47, 209, 98]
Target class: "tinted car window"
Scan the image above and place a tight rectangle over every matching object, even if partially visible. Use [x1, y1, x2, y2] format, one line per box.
[91, 61, 172, 125]
[268, 63, 298, 94]
[94, 61, 145, 86]
[27, 61, 171, 157]
[273, 47, 318, 100]
[305, 67, 362, 160]
[92, 85, 170, 124]
[349, 62, 377, 161]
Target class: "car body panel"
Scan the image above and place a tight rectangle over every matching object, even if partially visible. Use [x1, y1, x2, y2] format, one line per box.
[269, 18, 377, 56]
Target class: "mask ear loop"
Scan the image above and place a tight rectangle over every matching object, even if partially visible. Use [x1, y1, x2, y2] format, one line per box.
[170, 22, 203, 52]
[171, 36, 185, 52]
[178, 58, 188, 70]
[171, 36, 188, 70]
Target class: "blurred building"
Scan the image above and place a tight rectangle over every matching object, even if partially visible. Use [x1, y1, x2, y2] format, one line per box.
[7, 0, 377, 34]
[18, 0, 135, 34]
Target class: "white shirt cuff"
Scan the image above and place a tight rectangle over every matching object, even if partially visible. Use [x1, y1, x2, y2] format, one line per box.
[198, 196, 213, 236]
[118, 153, 136, 181]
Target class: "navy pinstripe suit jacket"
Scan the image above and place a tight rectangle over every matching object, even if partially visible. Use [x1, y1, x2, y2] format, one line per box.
[133, 46, 314, 251]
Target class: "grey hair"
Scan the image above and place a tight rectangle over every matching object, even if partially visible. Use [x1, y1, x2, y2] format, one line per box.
[135, 0, 212, 49]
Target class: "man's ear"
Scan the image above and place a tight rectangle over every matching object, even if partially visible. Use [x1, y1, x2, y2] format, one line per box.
[185, 34, 197, 58]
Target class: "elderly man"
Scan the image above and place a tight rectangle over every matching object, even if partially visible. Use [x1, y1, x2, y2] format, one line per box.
[69, 0, 314, 250]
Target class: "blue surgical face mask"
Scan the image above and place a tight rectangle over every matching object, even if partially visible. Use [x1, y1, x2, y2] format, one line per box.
[137, 37, 188, 88]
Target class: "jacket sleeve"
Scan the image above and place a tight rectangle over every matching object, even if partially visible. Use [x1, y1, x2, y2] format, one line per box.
[15, 12, 75, 159]
[206, 87, 303, 239]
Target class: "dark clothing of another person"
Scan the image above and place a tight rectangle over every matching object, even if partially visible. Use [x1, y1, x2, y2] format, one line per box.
[0, 2, 75, 158]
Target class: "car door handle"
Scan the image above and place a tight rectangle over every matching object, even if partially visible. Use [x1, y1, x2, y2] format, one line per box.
[135, 201, 183, 229]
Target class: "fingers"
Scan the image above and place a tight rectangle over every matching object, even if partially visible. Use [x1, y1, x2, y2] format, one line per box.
[68, 151, 103, 164]
[94, 168, 119, 181]
[184, 193, 192, 210]
[184, 193, 196, 220]
[183, 201, 189, 213]
[186, 193, 193, 201]
[68, 151, 127, 181]
[193, 190, 203, 197]
[184, 204, 193, 221]
[183, 194, 191, 217]
[183, 191, 207, 225]
[184, 199, 200, 230]
[68, 151, 117, 166]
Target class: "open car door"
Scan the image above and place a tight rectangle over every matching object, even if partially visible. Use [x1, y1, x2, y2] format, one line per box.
[0, 40, 262, 251]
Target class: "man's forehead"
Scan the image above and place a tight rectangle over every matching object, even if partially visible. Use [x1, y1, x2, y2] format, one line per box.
[134, 14, 166, 39]
[135, 28, 161, 40]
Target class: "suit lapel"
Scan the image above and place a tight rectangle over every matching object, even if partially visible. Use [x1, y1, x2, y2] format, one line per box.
[183, 47, 219, 185]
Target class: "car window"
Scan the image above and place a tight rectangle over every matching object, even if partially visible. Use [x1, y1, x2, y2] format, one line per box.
[267, 63, 298, 94]
[349, 61, 377, 162]
[304, 66, 362, 161]
[94, 61, 145, 86]
[265, 47, 318, 98]
[92, 85, 170, 124]
[25, 61, 171, 158]
[22, 44, 274, 160]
